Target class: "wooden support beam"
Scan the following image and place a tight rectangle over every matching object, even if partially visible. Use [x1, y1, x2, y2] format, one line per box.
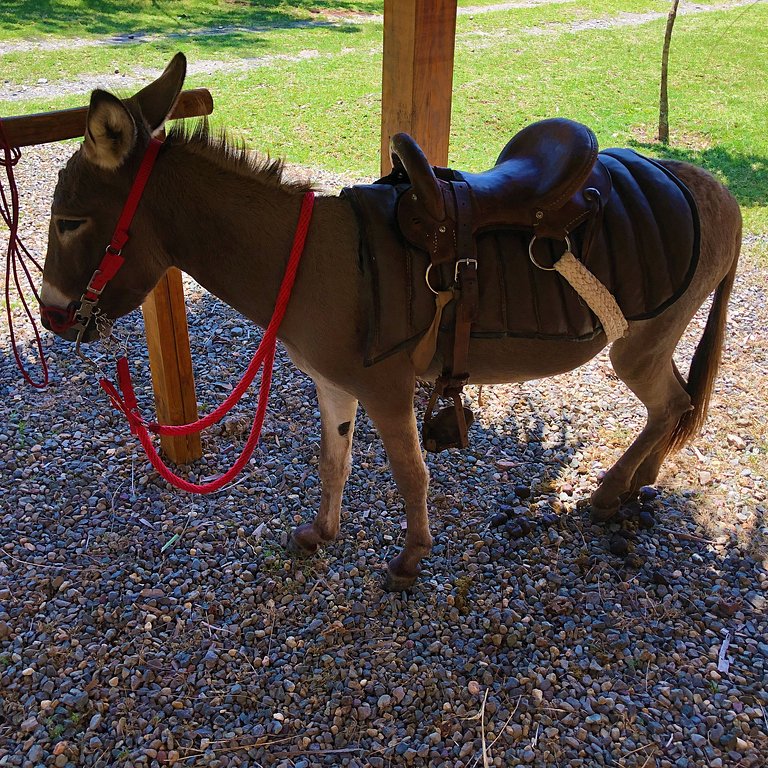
[141, 268, 201, 464]
[381, 0, 458, 175]
[1, 88, 213, 147]
[3, 89, 212, 464]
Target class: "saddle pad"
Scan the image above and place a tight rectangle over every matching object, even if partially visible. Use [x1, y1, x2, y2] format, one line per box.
[343, 149, 700, 367]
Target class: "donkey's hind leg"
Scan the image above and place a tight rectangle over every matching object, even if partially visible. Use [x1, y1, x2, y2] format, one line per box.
[289, 376, 358, 555]
[590, 335, 692, 519]
[362, 396, 431, 591]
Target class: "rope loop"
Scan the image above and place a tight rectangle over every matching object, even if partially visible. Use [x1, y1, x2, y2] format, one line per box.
[0, 118, 49, 388]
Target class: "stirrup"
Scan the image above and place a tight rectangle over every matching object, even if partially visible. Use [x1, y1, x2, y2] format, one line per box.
[422, 404, 475, 452]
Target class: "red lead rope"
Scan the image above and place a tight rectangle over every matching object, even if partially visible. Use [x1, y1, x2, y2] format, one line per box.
[100, 190, 315, 494]
[0, 119, 49, 388]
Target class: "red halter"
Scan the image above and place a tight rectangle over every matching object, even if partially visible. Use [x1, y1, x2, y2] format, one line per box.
[100, 190, 315, 494]
[82, 135, 316, 494]
[41, 137, 163, 337]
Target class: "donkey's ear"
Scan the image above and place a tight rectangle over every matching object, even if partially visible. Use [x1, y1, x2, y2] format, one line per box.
[83, 89, 137, 170]
[130, 52, 187, 135]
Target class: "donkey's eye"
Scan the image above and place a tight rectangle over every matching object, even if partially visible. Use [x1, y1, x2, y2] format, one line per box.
[56, 218, 86, 234]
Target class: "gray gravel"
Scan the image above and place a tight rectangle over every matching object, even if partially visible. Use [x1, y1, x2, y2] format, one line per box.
[1, 143, 766, 767]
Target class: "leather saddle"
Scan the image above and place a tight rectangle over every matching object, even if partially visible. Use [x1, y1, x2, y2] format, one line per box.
[385, 118, 613, 452]
[391, 118, 612, 269]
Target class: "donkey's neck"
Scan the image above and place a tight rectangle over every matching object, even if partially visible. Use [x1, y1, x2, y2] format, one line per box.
[149, 143, 325, 329]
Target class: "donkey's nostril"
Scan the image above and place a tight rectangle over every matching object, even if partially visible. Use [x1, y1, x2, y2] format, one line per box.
[40, 302, 78, 333]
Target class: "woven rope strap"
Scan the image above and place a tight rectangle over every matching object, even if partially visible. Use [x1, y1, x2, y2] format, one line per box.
[554, 250, 628, 342]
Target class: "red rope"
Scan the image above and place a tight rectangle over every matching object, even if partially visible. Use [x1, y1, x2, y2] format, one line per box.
[0, 119, 49, 388]
[100, 190, 315, 494]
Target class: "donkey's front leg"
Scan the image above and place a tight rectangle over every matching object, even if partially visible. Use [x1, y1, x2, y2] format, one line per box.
[364, 399, 431, 591]
[289, 376, 358, 556]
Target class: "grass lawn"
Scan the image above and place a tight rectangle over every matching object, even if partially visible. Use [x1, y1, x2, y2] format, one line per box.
[0, 0, 765, 234]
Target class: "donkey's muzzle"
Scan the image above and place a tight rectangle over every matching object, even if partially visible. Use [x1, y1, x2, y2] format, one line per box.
[40, 301, 100, 343]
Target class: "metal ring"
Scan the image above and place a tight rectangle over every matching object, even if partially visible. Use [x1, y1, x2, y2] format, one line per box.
[425, 264, 439, 295]
[528, 234, 572, 271]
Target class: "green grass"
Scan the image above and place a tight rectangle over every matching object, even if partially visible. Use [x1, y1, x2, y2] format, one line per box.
[0, 0, 383, 39]
[0, 0, 765, 233]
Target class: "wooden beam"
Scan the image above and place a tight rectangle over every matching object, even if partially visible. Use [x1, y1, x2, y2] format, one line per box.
[141, 268, 202, 464]
[381, 0, 458, 175]
[0, 88, 213, 148]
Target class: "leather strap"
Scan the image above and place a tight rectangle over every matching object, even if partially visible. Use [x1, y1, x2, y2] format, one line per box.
[422, 181, 479, 450]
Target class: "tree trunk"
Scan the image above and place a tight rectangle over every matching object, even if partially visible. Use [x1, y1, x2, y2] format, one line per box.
[658, 0, 680, 144]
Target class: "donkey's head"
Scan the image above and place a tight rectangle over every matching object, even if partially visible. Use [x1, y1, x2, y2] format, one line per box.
[40, 53, 187, 342]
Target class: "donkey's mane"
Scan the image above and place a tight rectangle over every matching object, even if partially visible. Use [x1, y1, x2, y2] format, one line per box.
[166, 119, 313, 192]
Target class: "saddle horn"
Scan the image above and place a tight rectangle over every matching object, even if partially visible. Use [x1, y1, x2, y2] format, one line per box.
[390, 133, 446, 222]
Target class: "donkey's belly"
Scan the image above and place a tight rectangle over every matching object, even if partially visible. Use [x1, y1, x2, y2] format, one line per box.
[439, 334, 609, 385]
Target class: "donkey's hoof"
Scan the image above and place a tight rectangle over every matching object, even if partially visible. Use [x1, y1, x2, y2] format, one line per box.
[383, 569, 418, 592]
[287, 524, 323, 558]
[589, 503, 620, 523]
[384, 553, 420, 591]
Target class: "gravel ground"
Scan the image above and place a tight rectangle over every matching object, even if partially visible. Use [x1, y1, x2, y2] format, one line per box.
[1, 143, 766, 767]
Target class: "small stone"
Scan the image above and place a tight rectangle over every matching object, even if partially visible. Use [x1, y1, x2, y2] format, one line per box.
[638, 508, 655, 529]
[468, 680, 481, 696]
[517, 517, 533, 535]
[514, 485, 531, 500]
[489, 512, 508, 528]
[734, 737, 750, 752]
[506, 522, 528, 539]
[540, 512, 559, 528]
[609, 534, 629, 556]
[20, 716, 38, 732]
[651, 570, 669, 586]
[377, 694, 392, 708]
[638, 486, 658, 501]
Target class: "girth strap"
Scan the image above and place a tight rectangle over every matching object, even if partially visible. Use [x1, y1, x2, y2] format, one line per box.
[422, 182, 479, 451]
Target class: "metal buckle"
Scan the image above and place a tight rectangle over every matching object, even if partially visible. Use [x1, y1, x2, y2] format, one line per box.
[454, 258, 478, 282]
[76, 296, 98, 324]
[84, 269, 106, 296]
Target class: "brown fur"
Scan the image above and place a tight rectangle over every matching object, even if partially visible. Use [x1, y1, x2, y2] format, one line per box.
[41, 55, 742, 589]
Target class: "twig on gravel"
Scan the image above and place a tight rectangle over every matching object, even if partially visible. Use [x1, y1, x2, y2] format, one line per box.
[0, 550, 85, 571]
[179, 734, 295, 761]
[469, 693, 523, 768]
[614, 741, 658, 767]
[480, 688, 490, 768]
[271, 746, 373, 758]
[656, 526, 715, 544]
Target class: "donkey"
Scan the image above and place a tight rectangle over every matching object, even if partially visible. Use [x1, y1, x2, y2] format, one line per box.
[40, 54, 741, 589]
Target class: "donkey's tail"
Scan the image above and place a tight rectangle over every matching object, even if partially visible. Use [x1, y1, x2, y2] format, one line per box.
[667, 225, 741, 452]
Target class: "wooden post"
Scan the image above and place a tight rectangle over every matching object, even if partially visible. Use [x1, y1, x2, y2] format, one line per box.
[381, 0, 458, 175]
[141, 268, 201, 463]
[2, 89, 212, 464]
